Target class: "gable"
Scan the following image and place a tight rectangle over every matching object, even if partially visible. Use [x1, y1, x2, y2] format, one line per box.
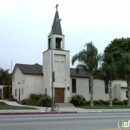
[12, 64, 43, 76]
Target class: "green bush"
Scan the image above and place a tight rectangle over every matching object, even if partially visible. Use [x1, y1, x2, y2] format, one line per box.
[38, 94, 52, 106]
[29, 93, 42, 100]
[94, 100, 102, 105]
[86, 101, 90, 105]
[99, 100, 104, 104]
[86, 100, 103, 105]
[20, 98, 34, 105]
[103, 100, 109, 105]
[113, 100, 124, 105]
[113, 98, 118, 101]
[123, 100, 128, 105]
[3, 85, 12, 99]
[20, 94, 52, 107]
[70, 94, 86, 106]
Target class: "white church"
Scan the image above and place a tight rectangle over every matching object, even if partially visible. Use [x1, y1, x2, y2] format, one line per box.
[12, 5, 128, 103]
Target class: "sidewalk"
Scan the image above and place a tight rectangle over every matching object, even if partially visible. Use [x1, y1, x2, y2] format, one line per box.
[0, 100, 130, 115]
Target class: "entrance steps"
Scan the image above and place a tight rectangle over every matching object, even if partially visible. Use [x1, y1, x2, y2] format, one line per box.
[56, 103, 75, 108]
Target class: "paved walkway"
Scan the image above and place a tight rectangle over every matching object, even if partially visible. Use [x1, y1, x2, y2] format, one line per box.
[0, 100, 130, 115]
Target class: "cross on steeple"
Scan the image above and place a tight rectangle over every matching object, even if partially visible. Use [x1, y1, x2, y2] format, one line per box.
[55, 4, 58, 11]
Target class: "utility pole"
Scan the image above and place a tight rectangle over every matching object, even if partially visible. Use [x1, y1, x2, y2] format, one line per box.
[51, 30, 54, 111]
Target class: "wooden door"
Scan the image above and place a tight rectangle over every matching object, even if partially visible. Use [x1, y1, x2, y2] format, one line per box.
[55, 88, 64, 103]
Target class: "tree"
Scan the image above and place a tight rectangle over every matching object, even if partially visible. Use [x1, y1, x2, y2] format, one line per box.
[72, 42, 99, 107]
[104, 37, 130, 106]
[104, 37, 130, 62]
[0, 68, 11, 85]
[118, 53, 130, 106]
[99, 53, 116, 107]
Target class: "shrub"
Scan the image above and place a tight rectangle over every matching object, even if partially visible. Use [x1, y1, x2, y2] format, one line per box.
[20, 94, 52, 106]
[20, 98, 32, 105]
[29, 93, 42, 100]
[94, 100, 102, 105]
[70, 94, 86, 106]
[3, 85, 12, 99]
[113, 98, 118, 101]
[123, 100, 128, 105]
[103, 100, 109, 105]
[38, 94, 52, 106]
[86, 101, 90, 105]
[113, 100, 124, 105]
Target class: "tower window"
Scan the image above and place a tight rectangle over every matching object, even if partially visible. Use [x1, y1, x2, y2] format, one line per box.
[56, 38, 62, 49]
[48, 38, 51, 49]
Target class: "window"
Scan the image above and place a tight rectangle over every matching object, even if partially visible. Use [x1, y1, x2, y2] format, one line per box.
[72, 79, 76, 93]
[126, 91, 128, 98]
[22, 88, 23, 95]
[48, 38, 51, 49]
[105, 82, 109, 93]
[89, 79, 90, 93]
[45, 88, 47, 94]
[55, 38, 62, 49]
[15, 89, 17, 96]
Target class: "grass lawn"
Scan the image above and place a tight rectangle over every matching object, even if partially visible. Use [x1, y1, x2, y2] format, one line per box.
[0, 102, 37, 110]
[77, 105, 130, 109]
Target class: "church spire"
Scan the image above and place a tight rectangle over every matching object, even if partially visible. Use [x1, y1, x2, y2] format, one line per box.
[50, 4, 62, 35]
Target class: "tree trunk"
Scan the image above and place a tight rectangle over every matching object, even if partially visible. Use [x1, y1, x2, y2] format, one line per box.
[90, 75, 94, 107]
[109, 80, 113, 107]
[127, 86, 130, 106]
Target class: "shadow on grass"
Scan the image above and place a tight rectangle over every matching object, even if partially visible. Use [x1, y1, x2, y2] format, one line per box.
[0, 102, 37, 110]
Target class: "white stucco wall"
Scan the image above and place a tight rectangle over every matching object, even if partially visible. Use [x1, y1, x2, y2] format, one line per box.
[43, 50, 51, 96]
[43, 49, 70, 102]
[0, 85, 4, 98]
[114, 84, 121, 100]
[12, 67, 43, 101]
[70, 77, 109, 101]
[70, 78, 127, 101]
[12, 67, 25, 101]
[25, 75, 43, 99]
[112, 80, 127, 100]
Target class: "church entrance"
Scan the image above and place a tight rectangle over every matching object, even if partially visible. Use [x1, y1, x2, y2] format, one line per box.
[55, 88, 64, 103]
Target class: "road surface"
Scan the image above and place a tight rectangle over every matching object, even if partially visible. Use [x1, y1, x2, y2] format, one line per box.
[0, 112, 129, 130]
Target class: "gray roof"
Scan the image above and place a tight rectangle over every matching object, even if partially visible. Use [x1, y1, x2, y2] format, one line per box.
[50, 9, 62, 35]
[15, 64, 43, 75]
[70, 68, 90, 78]
[13, 64, 91, 78]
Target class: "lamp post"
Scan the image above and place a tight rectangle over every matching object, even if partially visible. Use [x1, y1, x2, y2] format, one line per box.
[51, 32, 54, 111]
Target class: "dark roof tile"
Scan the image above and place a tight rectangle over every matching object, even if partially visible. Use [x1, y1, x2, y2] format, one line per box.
[70, 68, 90, 78]
[16, 64, 43, 75]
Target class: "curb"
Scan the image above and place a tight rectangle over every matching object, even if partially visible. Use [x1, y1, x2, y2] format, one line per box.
[0, 111, 77, 115]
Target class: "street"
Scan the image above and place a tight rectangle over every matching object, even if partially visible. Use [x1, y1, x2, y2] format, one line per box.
[0, 112, 129, 130]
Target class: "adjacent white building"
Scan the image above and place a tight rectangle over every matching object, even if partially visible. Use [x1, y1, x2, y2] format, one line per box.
[12, 6, 128, 102]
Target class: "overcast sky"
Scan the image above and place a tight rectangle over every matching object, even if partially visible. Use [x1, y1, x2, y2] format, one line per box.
[1, 0, 130, 72]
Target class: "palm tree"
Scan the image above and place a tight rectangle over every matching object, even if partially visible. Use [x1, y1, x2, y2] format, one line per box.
[72, 42, 99, 107]
[118, 53, 130, 106]
[99, 53, 116, 107]
[0, 68, 10, 85]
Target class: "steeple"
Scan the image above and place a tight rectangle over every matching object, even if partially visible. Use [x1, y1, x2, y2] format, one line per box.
[50, 4, 62, 35]
[48, 5, 65, 50]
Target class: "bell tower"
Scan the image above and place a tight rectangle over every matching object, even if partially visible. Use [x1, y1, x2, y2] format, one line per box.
[43, 5, 70, 103]
[48, 4, 65, 50]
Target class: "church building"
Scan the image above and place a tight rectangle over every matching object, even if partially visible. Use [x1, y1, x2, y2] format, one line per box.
[12, 5, 128, 103]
